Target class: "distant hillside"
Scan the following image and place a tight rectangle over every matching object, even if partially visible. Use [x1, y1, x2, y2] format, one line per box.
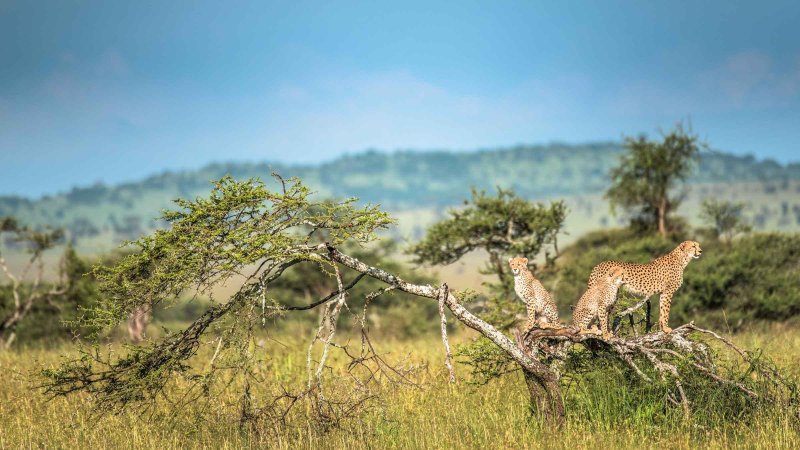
[1, 143, 799, 252]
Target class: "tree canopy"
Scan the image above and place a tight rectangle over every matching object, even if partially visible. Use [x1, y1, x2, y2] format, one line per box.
[408, 188, 567, 288]
[606, 123, 704, 237]
[700, 199, 752, 242]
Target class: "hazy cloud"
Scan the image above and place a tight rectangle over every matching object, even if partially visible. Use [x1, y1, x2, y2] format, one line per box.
[608, 51, 800, 118]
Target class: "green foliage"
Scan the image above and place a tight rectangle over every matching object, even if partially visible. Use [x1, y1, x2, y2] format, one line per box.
[606, 123, 704, 235]
[455, 336, 516, 385]
[563, 345, 786, 427]
[409, 187, 567, 335]
[409, 188, 566, 288]
[700, 198, 752, 242]
[0, 218, 75, 346]
[85, 175, 392, 334]
[41, 175, 395, 415]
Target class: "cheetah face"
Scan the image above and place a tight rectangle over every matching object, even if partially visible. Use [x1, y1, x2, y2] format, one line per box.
[508, 256, 528, 276]
[680, 240, 703, 259]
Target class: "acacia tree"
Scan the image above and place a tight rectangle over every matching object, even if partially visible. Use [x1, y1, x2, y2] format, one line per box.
[409, 188, 566, 301]
[40, 176, 795, 428]
[0, 217, 69, 349]
[606, 123, 704, 237]
[700, 199, 751, 243]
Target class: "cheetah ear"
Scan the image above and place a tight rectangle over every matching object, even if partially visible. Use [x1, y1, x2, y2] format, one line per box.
[508, 257, 513, 264]
[521, 257, 528, 264]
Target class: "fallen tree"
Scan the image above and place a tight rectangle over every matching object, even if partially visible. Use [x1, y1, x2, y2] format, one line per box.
[39, 176, 797, 429]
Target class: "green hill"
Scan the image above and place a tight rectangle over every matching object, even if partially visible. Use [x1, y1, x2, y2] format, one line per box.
[1, 143, 799, 252]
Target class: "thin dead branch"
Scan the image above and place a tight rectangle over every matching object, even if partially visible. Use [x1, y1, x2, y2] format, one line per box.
[438, 283, 456, 383]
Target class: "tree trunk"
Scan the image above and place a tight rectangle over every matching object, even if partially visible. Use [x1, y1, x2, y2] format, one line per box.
[523, 369, 565, 426]
[658, 197, 667, 238]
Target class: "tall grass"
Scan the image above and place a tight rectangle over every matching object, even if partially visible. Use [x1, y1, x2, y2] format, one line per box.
[2, 326, 799, 449]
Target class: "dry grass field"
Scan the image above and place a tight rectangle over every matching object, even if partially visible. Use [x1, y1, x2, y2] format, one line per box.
[2, 323, 800, 449]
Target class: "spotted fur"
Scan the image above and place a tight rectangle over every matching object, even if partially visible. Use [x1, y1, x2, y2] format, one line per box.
[572, 267, 625, 340]
[508, 256, 560, 332]
[587, 240, 702, 333]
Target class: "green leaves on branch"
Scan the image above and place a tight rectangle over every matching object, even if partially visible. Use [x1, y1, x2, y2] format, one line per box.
[408, 188, 567, 272]
[40, 175, 396, 416]
[86, 175, 393, 333]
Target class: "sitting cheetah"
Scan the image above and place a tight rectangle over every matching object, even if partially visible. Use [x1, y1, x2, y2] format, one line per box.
[508, 256, 560, 332]
[572, 267, 625, 340]
[587, 240, 702, 333]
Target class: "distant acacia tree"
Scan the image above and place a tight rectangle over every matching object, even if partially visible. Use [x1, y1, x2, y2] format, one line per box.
[606, 123, 704, 237]
[0, 217, 68, 349]
[700, 199, 751, 242]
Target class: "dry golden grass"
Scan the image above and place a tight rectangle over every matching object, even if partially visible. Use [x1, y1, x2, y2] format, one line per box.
[2, 325, 800, 449]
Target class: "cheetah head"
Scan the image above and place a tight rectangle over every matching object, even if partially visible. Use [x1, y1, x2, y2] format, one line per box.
[508, 256, 528, 276]
[606, 267, 625, 285]
[679, 240, 703, 259]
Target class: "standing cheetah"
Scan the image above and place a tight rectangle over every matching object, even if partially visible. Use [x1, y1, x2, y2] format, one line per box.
[587, 240, 702, 333]
[572, 267, 625, 340]
[508, 256, 560, 332]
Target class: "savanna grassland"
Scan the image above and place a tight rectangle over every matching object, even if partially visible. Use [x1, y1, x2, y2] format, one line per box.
[2, 136, 800, 450]
[2, 323, 800, 450]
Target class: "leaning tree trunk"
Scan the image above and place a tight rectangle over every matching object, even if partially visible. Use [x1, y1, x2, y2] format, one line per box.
[323, 244, 566, 425]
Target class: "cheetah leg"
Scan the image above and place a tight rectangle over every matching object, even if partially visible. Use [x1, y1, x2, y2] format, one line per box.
[537, 320, 559, 330]
[536, 311, 562, 329]
[523, 308, 537, 333]
[578, 323, 602, 336]
[658, 290, 675, 333]
[599, 311, 612, 340]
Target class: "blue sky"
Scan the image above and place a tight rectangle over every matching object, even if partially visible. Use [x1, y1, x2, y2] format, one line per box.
[1, 0, 799, 196]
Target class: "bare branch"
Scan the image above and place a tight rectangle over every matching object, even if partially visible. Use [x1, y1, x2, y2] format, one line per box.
[280, 273, 367, 311]
[437, 283, 455, 383]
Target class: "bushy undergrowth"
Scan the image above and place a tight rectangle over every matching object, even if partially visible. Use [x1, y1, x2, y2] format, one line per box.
[546, 230, 800, 331]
